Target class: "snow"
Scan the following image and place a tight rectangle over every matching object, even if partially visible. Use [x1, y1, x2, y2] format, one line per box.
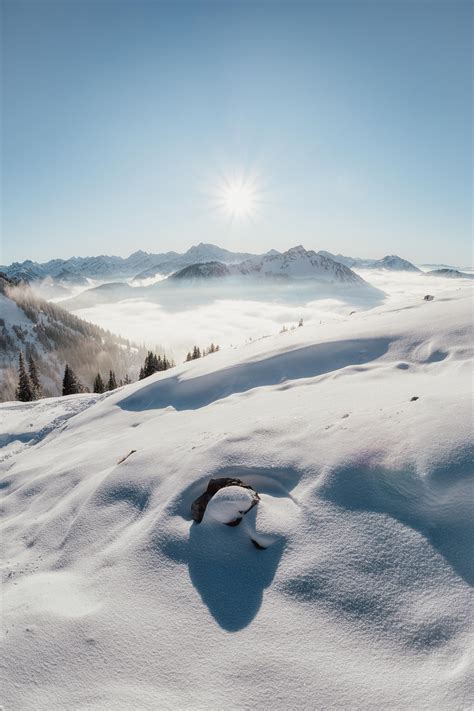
[203, 485, 257, 524]
[238, 245, 364, 283]
[1, 284, 473, 709]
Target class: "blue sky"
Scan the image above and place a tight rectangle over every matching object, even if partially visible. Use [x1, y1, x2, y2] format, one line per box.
[2, 0, 472, 265]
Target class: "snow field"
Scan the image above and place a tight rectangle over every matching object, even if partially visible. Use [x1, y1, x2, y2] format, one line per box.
[1, 289, 473, 709]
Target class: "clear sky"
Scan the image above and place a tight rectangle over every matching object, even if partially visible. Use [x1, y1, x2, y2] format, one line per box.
[1, 0, 472, 265]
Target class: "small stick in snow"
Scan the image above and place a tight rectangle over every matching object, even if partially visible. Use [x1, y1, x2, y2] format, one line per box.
[117, 449, 137, 464]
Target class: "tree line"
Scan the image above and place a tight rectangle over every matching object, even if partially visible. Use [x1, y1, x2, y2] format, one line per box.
[15, 349, 174, 401]
[185, 343, 220, 361]
[15, 342, 220, 402]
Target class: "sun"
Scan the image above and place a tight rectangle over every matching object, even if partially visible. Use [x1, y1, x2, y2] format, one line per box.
[210, 172, 263, 222]
[221, 180, 257, 219]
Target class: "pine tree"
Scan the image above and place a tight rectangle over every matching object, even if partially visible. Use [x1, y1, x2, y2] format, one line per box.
[298, 318, 304, 327]
[186, 352, 192, 362]
[122, 373, 131, 385]
[107, 370, 117, 390]
[27, 354, 42, 398]
[16, 352, 35, 402]
[62, 364, 82, 396]
[93, 373, 105, 393]
[192, 345, 201, 360]
[139, 366, 145, 380]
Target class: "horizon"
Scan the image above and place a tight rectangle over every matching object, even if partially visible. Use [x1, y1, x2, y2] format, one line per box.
[1, 240, 470, 269]
[2, 0, 472, 266]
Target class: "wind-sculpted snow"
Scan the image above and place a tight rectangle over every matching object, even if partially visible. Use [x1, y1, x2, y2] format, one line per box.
[119, 337, 390, 411]
[1, 290, 472, 710]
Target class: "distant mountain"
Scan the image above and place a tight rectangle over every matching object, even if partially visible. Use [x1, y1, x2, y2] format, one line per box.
[3, 244, 423, 286]
[235, 245, 366, 284]
[166, 246, 365, 285]
[318, 251, 420, 272]
[0, 274, 147, 401]
[169, 261, 232, 281]
[0, 244, 258, 286]
[426, 268, 474, 279]
[131, 244, 257, 282]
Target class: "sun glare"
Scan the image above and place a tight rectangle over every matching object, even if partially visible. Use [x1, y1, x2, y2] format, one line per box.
[221, 180, 256, 219]
[210, 172, 263, 222]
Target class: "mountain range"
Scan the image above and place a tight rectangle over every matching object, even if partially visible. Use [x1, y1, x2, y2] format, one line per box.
[2, 243, 423, 286]
[171, 246, 365, 284]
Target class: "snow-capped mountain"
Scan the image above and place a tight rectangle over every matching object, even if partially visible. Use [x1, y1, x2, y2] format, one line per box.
[0, 274, 147, 401]
[318, 250, 420, 272]
[2, 245, 421, 286]
[166, 247, 365, 285]
[235, 245, 366, 283]
[131, 244, 258, 281]
[0, 244, 258, 285]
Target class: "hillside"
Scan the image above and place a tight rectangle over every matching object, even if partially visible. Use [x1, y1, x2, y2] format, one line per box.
[0, 275, 148, 400]
[1, 286, 472, 709]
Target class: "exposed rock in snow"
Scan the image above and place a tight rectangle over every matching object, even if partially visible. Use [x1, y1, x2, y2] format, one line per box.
[191, 477, 259, 523]
[203, 485, 259, 525]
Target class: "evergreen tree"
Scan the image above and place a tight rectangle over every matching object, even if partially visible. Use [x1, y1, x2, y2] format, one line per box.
[122, 373, 131, 385]
[139, 366, 145, 380]
[93, 373, 105, 393]
[62, 364, 83, 396]
[186, 352, 192, 362]
[27, 354, 42, 399]
[298, 318, 304, 327]
[16, 352, 35, 402]
[107, 370, 117, 390]
[192, 345, 201, 360]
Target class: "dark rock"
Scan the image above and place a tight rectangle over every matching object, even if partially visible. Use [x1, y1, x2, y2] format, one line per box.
[423, 294, 434, 301]
[191, 477, 259, 523]
[410, 396, 419, 401]
[226, 517, 243, 527]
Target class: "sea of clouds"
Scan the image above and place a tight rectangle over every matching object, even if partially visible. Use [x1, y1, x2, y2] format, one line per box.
[71, 270, 470, 363]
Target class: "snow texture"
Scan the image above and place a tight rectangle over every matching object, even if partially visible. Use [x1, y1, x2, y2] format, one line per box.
[1, 285, 473, 710]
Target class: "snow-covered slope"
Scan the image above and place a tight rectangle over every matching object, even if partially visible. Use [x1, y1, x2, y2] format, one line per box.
[1, 288, 472, 709]
[0, 276, 146, 400]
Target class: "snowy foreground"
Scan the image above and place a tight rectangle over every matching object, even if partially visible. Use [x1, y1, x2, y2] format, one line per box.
[1, 289, 473, 710]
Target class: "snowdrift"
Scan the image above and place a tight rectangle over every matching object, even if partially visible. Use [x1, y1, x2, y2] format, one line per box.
[1, 289, 473, 710]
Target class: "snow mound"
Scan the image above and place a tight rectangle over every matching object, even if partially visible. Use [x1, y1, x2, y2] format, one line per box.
[203, 485, 258, 524]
